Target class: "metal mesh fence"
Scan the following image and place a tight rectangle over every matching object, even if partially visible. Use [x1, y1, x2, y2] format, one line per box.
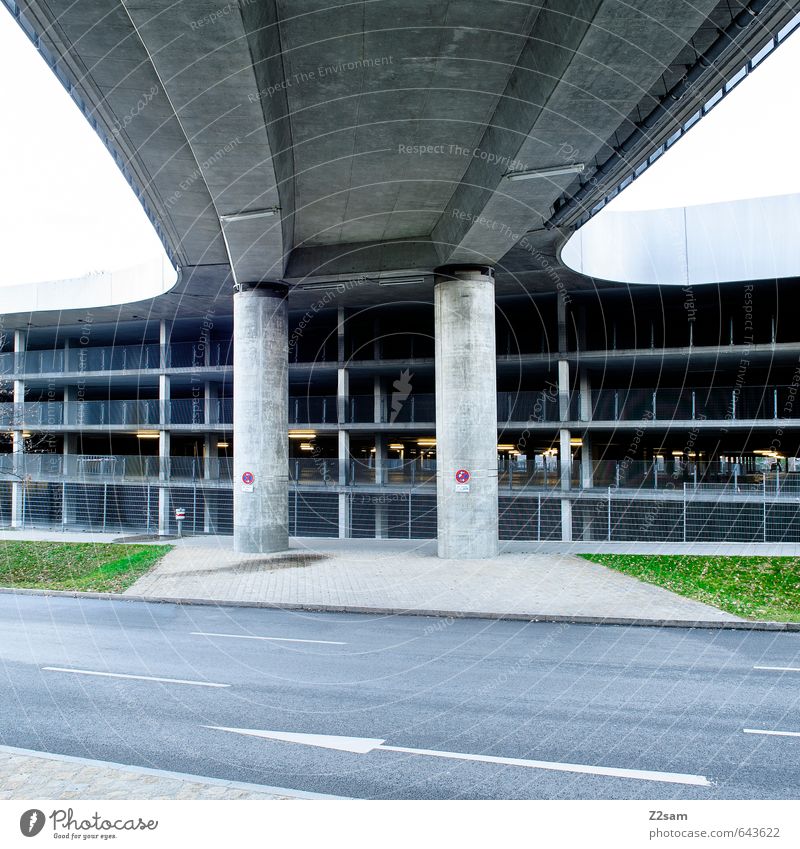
[65, 484, 159, 533]
[290, 490, 338, 537]
[6, 479, 800, 544]
[498, 494, 562, 541]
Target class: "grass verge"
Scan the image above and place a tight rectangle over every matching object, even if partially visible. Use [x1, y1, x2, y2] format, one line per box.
[0, 541, 172, 593]
[579, 554, 800, 622]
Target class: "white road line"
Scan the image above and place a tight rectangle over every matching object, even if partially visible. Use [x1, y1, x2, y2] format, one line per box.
[753, 666, 800, 673]
[191, 631, 346, 646]
[204, 726, 712, 787]
[743, 728, 800, 738]
[42, 667, 230, 688]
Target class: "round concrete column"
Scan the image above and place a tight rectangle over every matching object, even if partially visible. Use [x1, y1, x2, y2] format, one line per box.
[233, 282, 289, 553]
[434, 265, 498, 559]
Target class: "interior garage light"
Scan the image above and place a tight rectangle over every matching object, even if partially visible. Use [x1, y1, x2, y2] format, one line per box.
[569, 438, 583, 446]
[289, 430, 316, 439]
[299, 442, 314, 451]
[136, 430, 160, 439]
[300, 283, 346, 292]
[388, 443, 404, 450]
[378, 277, 426, 287]
[417, 438, 436, 447]
[217, 441, 230, 448]
[219, 207, 280, 223]
[497, 444, 516, 450]
[505, 163, 585, 181]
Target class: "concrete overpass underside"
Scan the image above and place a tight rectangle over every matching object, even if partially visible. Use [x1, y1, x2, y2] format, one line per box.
[8, 0, 800, 554]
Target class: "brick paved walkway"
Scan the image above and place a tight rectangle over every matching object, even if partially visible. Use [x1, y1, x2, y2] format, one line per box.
[0, 745, 337, 800]
[126, 538, 739, 622]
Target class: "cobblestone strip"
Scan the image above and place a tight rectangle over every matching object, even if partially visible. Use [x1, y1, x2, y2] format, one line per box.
[0, 745, 342, 800]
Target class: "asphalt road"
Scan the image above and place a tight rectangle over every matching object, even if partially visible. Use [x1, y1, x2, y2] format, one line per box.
[1, 593, 799, 799]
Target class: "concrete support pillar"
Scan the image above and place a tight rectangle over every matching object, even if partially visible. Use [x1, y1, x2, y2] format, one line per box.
[559, 428, 572, 492]
[375, 432, 386, 487]
[374, 434, 387, 537]
[157, 429, 171, 536]
[434, 265, 498, 559]
[579, 369, 591, 423]
[559, 427, 572, 543]
[159, 320, 172, 369]
[338, 427, 349, 539]
[373, 374, 383, 424]
[204, 380, 219, 427]
[203, 435, 218, 534]
[557, 292, 568, 354]
[561, 498, 573, 543]
[558, 359, 570, 421]
[337, 306, 346, 363]
[338, 368, 349, 483]
[581, 433, 593, 489]
[233, 283, 289, 553]
[11, 330, 26, 528]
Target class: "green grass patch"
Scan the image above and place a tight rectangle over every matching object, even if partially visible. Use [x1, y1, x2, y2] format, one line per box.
[0, 541, 172, 593]
[579, 554, 800, 622]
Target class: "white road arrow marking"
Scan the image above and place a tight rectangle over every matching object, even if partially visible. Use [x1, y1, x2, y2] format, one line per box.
[203, 726, 711, 786]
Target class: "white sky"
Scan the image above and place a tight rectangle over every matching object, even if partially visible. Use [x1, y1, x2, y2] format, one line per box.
[0, 8, 167, 287]
[1, 8, 799, 285]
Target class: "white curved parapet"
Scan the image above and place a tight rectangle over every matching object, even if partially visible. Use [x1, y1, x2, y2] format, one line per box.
[0, 256, 178, 314]
[561, 192, 800, 286]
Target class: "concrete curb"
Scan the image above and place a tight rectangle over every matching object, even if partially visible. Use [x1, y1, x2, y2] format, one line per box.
[0, 744, 347, 800]
[0, 585, 796, 631]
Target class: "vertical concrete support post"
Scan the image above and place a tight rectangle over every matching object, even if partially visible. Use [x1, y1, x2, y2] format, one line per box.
[157, 428, 171, 536]
[558, 359, 571, 422]
[557, 292, 568, 355]
[581, 433, 593, 490]
[11, 330, 26, 528]
[159, 320, 172, 369]
[337, 306, 346, 364]
[434, 265, 498, 560]
[203, 379, 219, 482]
[373, 374, 383, 424]
[62, 386, 77, 527]
[559, 427, 572, 543]
[375, 434, 387, 537]
[338, 427, 350, 539]
[579, 369, 593, 490]
[233, 283, 289, 553]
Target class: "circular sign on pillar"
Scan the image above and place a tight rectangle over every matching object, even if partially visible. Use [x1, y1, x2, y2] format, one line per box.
[241, 471, 255, 492]
[455, 468, 471, 492]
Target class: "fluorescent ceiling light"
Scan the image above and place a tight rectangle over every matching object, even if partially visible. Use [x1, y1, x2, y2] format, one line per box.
[388, 443, 404, 450]
[289, 430, 316, 439]
[136, 430, 160, 439]
[219, 207, 280, 223]
[217, 442, 230, 449]
[378, 277, 426, 287]
[300, 282, 346, 291]
[505, 163, 585, 181]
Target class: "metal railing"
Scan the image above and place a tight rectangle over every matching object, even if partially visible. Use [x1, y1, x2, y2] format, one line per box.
[590, 386, 799, 421]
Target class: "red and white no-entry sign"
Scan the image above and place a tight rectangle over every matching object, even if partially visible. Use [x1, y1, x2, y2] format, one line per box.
[455, 469, 471, 484]
[242, 471, 255, 485]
